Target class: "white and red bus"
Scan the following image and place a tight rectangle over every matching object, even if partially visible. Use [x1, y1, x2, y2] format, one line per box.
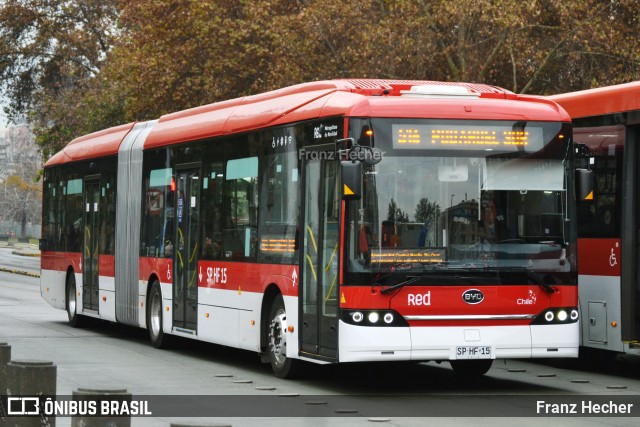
[41, 79, 581, 378]
[550, 82, 640, 359]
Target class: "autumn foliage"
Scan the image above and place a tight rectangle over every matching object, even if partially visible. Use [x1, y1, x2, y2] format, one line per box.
[1, 0, 639, 158]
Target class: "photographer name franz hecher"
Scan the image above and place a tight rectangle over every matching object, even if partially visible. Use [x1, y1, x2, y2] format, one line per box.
[297, 148, 384, 162]
[537, 400, 634, 415]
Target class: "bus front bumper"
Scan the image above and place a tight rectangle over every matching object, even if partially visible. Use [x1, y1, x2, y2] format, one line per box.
[337, 320, 578, 363]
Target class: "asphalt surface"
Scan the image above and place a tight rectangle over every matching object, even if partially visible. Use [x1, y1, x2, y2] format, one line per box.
[1, 248, 640, 426]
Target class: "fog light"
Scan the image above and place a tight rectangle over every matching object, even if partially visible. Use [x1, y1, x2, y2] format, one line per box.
[383, 313, 394, 324]
[545, 311, 554, 322]
[352, 312, 364, 323]
[570, 310, 579, 321]
[557, 310, 568, 322]
[368, 312, 380, 323]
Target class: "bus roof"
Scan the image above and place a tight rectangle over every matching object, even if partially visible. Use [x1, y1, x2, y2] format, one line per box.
[46, 79, 569, 166]
[46, 122, 135, 167]
[145, 79, 567, 149]
[548, 81, 640, 119]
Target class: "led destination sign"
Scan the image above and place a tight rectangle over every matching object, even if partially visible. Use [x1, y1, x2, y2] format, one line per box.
[393, 124, 544, 152]
[371, 248, 446, 264]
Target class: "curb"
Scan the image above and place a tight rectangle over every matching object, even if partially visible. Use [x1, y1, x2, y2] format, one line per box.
[0, 267, 40, 278]
[10, 250, 41, 257]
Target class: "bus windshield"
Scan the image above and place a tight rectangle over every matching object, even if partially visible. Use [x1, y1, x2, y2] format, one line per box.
[347, 118, 572, 276]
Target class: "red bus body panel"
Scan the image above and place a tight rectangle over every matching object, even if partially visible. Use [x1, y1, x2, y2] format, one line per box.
[45, 122, 136, 167]
[41, 252, 83, 274]
[549, 81, 640, 117]
[341, 285, 577, 327]
[577, 238, 621, 277]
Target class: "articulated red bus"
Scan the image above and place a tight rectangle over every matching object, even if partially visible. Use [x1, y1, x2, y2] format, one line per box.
[550, 82, 640, 359]
[41, 79, 580, 378]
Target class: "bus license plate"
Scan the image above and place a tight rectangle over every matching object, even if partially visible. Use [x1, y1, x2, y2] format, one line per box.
[455, 346, 492, 359]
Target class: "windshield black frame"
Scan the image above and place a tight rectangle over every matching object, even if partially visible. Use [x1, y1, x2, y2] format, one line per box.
[344, 118, 576, 287]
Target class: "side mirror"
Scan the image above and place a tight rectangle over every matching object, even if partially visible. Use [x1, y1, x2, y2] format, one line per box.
[335, 138, 383, 165]
[39, 238, 48, 252]
[575, 143, 590, 158]
[575, 168, 594, 201]
[335, 138, 354, 155]
[341, 161, 362, 200]
[351, 145, 383, 165]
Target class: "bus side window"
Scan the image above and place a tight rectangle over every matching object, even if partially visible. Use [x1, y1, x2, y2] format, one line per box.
[573, 125, 623, 239]
[224, 156, 258, 261]
[201, 154, 224, 261]
[258, 149, 299, 264]
[141, 157, 173, 257]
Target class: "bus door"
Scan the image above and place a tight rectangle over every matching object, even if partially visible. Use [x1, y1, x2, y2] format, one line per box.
[300, 146, 340, 360]
[172, 166, 201, 332]
[82, 177, 100, 312]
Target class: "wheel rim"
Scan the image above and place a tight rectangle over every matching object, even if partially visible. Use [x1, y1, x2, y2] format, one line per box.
[150, 288, 162, 337]
[268, 309, 287, 368]
[67, 278, 76, 319]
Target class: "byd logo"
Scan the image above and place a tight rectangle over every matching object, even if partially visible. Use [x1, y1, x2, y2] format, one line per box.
[462, 289, 484, 304]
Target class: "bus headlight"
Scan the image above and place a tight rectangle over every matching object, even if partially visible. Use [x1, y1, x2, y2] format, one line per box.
[341, 309, 409, 327]
[351, 312, 364, 323]
[531, 307, 579, 325]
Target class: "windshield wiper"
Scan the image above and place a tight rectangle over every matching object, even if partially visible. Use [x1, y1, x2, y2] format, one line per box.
[523, 268, 557, 294]
[373, 265, 499, 293]
[379, 275, 425, 295]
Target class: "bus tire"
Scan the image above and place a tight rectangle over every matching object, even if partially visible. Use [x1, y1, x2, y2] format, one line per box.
[66, 273, 83, 327]
[147, 280, 168, 349]
[267, 294, 302, 378]
[450, 359, 493, 376]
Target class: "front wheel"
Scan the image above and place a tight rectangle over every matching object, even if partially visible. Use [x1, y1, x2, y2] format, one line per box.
[267, 295, 302, 378]
[66, 273, 83, 327]
[147, 280, 169, 348]
[450, 359, 493, 376]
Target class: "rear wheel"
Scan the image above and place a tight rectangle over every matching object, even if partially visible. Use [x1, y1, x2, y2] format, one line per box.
[450, 359, 493, 376]
[267, 294, 302, 378]
[147, 280, 168, 348]
[66, 273, 83, 327]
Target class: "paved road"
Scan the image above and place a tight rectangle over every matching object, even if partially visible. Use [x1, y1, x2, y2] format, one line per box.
[0, 246, 40, 277]
[1, 254, 640, 426]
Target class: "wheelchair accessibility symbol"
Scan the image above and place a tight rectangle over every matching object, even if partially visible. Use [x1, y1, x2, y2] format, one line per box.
[609, 248, 617, 267]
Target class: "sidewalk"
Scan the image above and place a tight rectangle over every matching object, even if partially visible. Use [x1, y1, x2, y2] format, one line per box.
[0, 240, 40, 257]
[0, 241, 41, 277]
